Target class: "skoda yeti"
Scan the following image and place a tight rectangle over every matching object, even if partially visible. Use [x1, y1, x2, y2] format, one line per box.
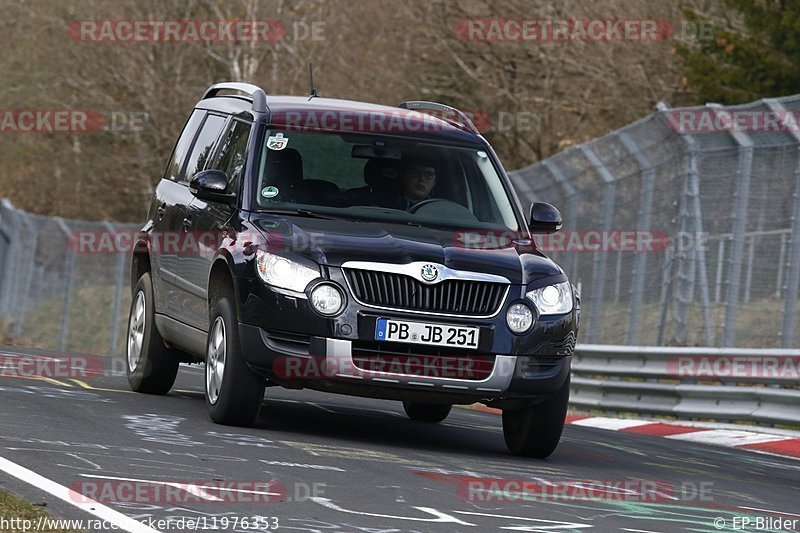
[126, 82, 579, 458]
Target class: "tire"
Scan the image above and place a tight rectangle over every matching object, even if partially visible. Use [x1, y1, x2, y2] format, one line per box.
[402, 401, 452, 423]
[205, 295, 264, 427]
[126, 272, 179, 394]
[502, 375, 570, 458]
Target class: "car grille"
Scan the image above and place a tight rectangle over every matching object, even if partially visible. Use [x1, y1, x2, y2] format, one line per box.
[343, 268, 507, 316]
[351, 341, 496, 381]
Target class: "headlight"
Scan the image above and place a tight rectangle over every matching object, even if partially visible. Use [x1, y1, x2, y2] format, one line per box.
[526, 281, 573, 315]
[256, 250, 319, 292]
[506, 303, 533, 334]
[310, 283, 345, 316]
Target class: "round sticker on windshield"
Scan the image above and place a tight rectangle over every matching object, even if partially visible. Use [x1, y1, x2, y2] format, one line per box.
[477, 150, 488, 158]
[267, 133, 288, 151]
[261, 186, 279, 198]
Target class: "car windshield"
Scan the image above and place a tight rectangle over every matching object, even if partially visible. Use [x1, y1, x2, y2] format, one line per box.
[254, 129, 520, 231]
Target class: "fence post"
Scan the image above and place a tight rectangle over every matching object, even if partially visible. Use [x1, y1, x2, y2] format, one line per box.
[658, 101, 714, 345]
[106, 222, 128, 357]
[619, 132, 656, 344]
[542, 160, 581, 281]
[56, 218, 76, 352]
[0, 200, 18, 318]
[707, 107, 754, 347]
[673, 162, 696, 344]
[12, 216, 39, 341]
[766, 99, 800, 347]
[656, 244, 675, 344]
[580, 145, 617, 344]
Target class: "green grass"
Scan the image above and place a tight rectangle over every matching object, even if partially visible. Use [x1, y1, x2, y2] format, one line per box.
[583, 297, 800, 348]
[0, 489, 82, 532]
[9, 285, 129, 357]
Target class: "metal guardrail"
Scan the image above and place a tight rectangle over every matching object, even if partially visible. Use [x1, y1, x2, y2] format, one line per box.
[571, 344, 800, 427]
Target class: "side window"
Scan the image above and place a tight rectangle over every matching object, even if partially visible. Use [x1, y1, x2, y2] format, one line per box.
[213, 120, 252, 191]
[181, 114, 227, 183]
[164, 110, 205, 182]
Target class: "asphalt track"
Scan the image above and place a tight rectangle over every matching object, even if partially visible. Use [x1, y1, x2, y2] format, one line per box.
[0, 346, 798, 533]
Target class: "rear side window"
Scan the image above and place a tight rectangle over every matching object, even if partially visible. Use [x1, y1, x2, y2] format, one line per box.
[182, 114, 227, 183]
[213, 120, 251, 191]
[164, 110, 205, 182]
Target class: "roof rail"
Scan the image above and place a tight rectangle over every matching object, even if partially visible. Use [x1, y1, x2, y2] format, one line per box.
[202, 82, 268, 113]
[398, 100, 479, 134]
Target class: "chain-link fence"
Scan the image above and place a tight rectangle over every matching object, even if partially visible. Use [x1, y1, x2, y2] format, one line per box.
[1, 95, 800, 354]
[0, 199, 138, 356]
[509, 97, 800, 348]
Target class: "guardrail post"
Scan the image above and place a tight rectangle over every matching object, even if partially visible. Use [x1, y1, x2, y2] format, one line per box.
[580, 145, 617, 344]
[619, 132, 656, 344]
[766, 99, 800, 347]
[56, 218, 76, 352]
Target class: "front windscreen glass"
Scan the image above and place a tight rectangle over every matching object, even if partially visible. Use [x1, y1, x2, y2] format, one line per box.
[254, 130, 520, 231]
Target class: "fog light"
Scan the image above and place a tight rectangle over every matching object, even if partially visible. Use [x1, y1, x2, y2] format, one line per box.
[506, 303, 533, 334]
[310, 284, 344, 316]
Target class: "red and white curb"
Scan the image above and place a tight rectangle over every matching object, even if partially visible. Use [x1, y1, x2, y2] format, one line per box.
[464, 406, 800, 460]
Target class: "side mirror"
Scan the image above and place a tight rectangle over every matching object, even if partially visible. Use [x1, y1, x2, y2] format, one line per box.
[189, 170, 236, 205]
[529, 202, 562, 234]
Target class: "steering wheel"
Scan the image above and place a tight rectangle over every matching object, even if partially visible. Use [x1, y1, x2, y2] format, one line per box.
[407, 198, 477, 220]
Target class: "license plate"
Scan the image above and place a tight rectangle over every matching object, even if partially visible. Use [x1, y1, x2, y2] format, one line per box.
[375, 318, 480, 349]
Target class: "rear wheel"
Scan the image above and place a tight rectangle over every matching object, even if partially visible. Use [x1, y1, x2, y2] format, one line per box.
[205, 295, 264, 427]
[126, 272, 179, 394]
[502, 375, 570, 458]
[402, 401, 452, 423]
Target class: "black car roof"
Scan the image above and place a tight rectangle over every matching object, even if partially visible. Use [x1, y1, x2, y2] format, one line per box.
[196, 94, 483, 144]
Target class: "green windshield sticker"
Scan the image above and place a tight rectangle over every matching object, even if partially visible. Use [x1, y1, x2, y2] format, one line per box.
[261, 186, 279, 198]
[267, 133, 288, 151]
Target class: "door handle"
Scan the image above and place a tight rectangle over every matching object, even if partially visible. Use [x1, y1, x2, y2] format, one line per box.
[157, 204, 166, 220]
[182, 217, 192, 231]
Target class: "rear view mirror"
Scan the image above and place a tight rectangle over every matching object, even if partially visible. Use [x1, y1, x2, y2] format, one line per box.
[189, 170, 236, 205]
[529, 202, 562, 234]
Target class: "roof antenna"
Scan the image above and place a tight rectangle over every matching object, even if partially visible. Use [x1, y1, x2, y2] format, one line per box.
[308, 63, 318, 99]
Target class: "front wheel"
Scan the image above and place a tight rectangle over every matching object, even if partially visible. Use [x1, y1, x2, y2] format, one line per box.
[402, 401, 452, 423]
[502, 375, 570, 458]
[126, 272, 179, 394]
[205, 295, 264, 427]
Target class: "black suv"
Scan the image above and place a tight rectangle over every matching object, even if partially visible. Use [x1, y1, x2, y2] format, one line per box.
[126, 82, 579, 458]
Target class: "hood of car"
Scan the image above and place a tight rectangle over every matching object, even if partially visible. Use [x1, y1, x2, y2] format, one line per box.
[251, 214, 562, 286]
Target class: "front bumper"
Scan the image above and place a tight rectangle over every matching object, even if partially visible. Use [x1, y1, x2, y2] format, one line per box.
[239, 323, 572, 409]
[236, 262, 577, 408]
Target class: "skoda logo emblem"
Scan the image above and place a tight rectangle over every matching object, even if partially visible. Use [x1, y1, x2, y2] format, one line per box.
[420, 264, 439, 283]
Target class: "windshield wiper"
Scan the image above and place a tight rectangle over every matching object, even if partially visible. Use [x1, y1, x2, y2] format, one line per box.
[257, 208, 353, 221]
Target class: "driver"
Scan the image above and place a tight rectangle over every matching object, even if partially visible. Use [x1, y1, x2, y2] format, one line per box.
[400, 158, 437, 211]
